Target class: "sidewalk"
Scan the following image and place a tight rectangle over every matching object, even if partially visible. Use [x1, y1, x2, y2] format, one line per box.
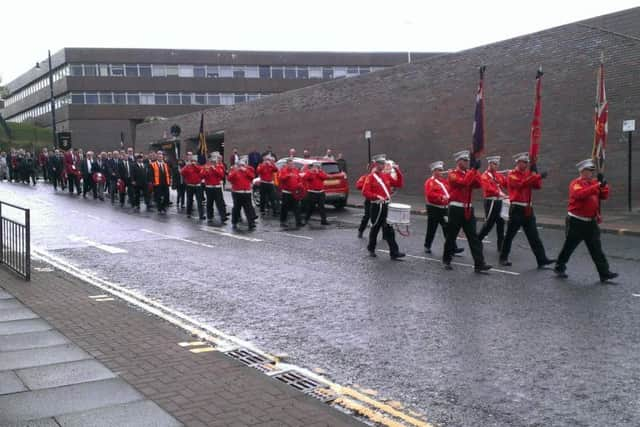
[0, 262, 363, 427]
[349, 193, 640, 237]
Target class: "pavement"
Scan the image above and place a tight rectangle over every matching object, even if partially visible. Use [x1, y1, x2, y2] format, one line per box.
[0, 263, 363, 427]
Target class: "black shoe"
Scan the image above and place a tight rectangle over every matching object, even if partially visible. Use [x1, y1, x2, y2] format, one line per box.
[474, 264, 492, 273]
[390, 252, 406, 260]
[454, 247, 464, 254]
[248, 223, 256, 230]
[424, 247, 432, 254]
[280, 222, 288, 228]
[186, 214, 192, 218]
[357, 231, 364, 239]
[600, 272, 619, 283]
[321, 221, 329, 225]
[554, 266, 568, 279]
[199, 216, 206, 220]
[232, 223, 238, 230]
[296, 222, 305, 227]
[443, 262, 453, 270]
[538, 258, 555, 269]
[499, 259, 512, 266]
[368, 250, 377, 257]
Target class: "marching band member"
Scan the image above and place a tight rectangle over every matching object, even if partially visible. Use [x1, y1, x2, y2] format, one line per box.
[442, 151, 491, 272]
[423, 161, 463, 255]
[477, 156, 508, 251]
[361, 155, 405, 260]
[303, 162, 329, 225]
[181, 155, 205, 219]
[201, 154, 227, 224]
[554, 159, 618, 282]
[278, 158, 304, 228]
[256, 155, 279, 216]
[499, 152, 554, 268]
[228, 158, 257, 230]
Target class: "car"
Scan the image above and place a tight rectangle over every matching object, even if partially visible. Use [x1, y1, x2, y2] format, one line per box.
[252, 157, 349, 210]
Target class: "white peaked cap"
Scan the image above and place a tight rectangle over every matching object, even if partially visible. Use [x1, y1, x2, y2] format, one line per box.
[513, 152, 530, 162]
[430, 161, 444, 171]
[453, 150, 470, 161]
[576, 159, 595, 171]
[372, 154, 387, 164]
[486, 156, 501, 164]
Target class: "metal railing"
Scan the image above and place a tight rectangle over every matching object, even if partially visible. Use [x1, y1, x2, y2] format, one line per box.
[0, 201, 31, 281]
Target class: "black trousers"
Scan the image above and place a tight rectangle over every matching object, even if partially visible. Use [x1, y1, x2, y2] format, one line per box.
[477, 199, 505, 250]
[132, 185, 150, 208]
[68, 174, 81, 194]
[500, 205, 549, 264]
[186, 185, 204, 217]
[280, 192, 302, 225]
[358, 200, 371, 233]
[205, 187, 226, 221]
[259, 182, 278, 214]
[109, 178, 118, 203]
[42, 165, 49, 181]
[305, 191, 327, 222]
[154, 184, 170, 211]
[367, 203, 400, 255]
[83, 174, 97, 198]
[443, 206, 485, 266]
[232, 192, 256, 226]
[176, 184, 186, 207]
[556, 216, 610, 277]
[424, 205, 449, 249]
[51, 173, 62, 190]
[119, 180, 133, 206]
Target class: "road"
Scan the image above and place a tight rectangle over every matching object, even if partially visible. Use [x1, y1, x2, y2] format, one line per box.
[2, 182, 640, 426]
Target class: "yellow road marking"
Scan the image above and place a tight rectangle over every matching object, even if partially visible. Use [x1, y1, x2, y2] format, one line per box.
[334, 397, 411, 427]
[189, 347, 215, 353]
[95, 297, 114, 302]
[178, 341, 205, 347]
[89, 295, 108, 299]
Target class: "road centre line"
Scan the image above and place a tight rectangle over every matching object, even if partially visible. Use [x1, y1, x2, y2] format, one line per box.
[280, 232, 313, 240]
[140, 229, 218, 248]
[67, 235, 128, 254]
[376, 250, 520, 276]
[199, 227, 263, 242]
[632, 294, 640, 297]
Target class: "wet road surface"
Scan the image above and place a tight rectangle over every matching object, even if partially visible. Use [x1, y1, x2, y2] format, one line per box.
[2, 182, 640, 426]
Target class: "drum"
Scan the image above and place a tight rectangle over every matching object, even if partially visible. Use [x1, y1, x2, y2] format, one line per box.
[387, 203, 411, 225]
[500, 199, 511, 220]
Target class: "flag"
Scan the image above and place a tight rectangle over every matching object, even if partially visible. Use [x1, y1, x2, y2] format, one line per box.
[120, 131, 125, 149]
[197, 113, 208, 164]
[529, 67, 543, 165]
[471, 66, 486, 158]
[592, 59, 608, 173]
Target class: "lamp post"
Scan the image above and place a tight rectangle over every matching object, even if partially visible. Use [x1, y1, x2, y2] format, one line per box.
[623, 119, 636, 212]
[365, 130, 372, 165]
[35, 50, 57, 148]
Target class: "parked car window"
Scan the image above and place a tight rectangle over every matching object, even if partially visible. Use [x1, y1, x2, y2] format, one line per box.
[321, 163, 341, 174]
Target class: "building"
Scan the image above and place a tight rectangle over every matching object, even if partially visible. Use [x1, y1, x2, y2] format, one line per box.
[136, 7, 640, 210]
[0, 48, 437, 151]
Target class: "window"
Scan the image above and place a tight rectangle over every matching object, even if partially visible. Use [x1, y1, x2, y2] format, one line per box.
[155, 93, 168, 104]
[194, 94, 206, 105]
[359, 66, 370, 74]
[271, 67, 283, 79]
[127, 93, 140, 104]
[297, 67, 308, 79]
[245, 66, 259, 78]
[220, 94, 234, 105]
[247, 94, 259, 102]
[285, 67, 296, 79]
[70, 64, 84, 76]
[71, 93, 85, 104]
[140, 93, 154, 105]
[333, 67, 347, 78]
[99, 92, 113, 104]
[114, 92, 126, 104]
[110, 64, 124, 76]
[347, 66, 359, 77]
[151, 64, 166, 77]
[234, 94, 246, 104]
[309, 67, 322, 79]
[139, 64, 152, 77]
[207, 94, 220, 105]
[85, 92, 99, 104]
[322, 67, 333, 79]
[219, 66, 233, 78]
[206, 65, 219, 78]
[166, 65, 178, 76]
[168, 92, 181, 105]
[178, 65, 194, 77]
[194, 66, 206, 77]
[181, 94, 192, 105]
[259, 66, 270, 78]
[84, 64, 97, 76]
[233, 67, 245, 78]
[98, 64, 109, 76]
[125, 65, 139, 77]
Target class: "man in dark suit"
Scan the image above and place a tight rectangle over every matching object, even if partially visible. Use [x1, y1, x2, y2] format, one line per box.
[107, 151, 120, 203]
[49, 149, 64, 191]
[81, 151, 98, 199]
[117, 152, 134, 207]
[131, 154, 151, 211]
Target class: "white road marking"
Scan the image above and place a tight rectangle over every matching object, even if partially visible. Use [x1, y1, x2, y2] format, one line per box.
[632, 294, 640, 297]
[86, 214, 102, 220]
[141, 229, 218, 248]
[281, 232, 313, 240]
[67, 235, 128, 254]
[199, 227, 263, 242]
[376, 250, 520, 276]
[457, 237, 492, 243]
[89, 295, 109, 299]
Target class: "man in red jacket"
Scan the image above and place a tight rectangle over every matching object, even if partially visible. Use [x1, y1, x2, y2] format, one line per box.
[361, 155, 405, 260]
[278, 158, 304, 228]
[424, 161, 463, 255]
[180, 156, 204, 219]
[477, 156, 508, 251]
[201, 154, 227, 224]
[256, 155, 279, 216]
[64, 148, 81, 195]
[303, 162, 329, 225]
[442, 151, 491, 272]
[554, 159, 618, 282]
[499, 152, 554, 268]
[228, 158, 257, 229]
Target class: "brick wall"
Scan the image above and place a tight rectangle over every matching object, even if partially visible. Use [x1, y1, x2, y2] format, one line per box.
[137, 8, 640, 210]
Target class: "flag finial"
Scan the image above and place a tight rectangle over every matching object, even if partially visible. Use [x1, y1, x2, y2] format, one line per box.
[536, 65, 544, 79]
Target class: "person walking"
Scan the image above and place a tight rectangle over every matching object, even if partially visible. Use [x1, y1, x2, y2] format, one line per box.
[149, 153, 171, 213]
[477, 156, 508, 251]
[423, 161, 463, 255]
[256, 155, 279, 216]
[303, 162, 329, 225]
[228, 158, 257, 230]
[131, 154, 151, 211]
[278, 158, 304, 228]
[181, 156, 204, 219]
[201, 154, 226, 224]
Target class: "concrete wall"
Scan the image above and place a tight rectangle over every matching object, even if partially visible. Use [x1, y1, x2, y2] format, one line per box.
[136, 8, 640, 210]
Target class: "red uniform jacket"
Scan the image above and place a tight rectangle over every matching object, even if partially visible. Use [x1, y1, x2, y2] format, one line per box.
[356, 174, 367, 191]
[507, 169, 542, 204]
[256, 162, 278, 182]
[180, 163, 202, 185]
[201, 163, 225, 186]
[447, 168, 481, 204]
[228, 166, 255, 191]
[303, 169, 328, 191]
[38, 153, 48, 167]
[362, 169, 403, 202]
[568, 177, 609, 219]
[64, 151, 79, 175]
[424, 176, 450, 207]
[278, 166, 302, 193]
[480, 169, 507, 198]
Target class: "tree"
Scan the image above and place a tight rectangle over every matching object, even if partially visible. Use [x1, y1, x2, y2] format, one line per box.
[0, 75, 8, 99]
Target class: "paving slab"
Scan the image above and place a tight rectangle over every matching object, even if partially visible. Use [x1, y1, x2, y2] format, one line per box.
[0, 378, 144, 424]
[0, 289, 12, 300]
[0, 330, 69, 352]
[0, 299, 23, 310]
[0, 370, 27, 395]
[3, 418, 61, 427]
[0, 307, 39, 322]
[0, 319, 52, 336]
[55, 400, 183, 427]
[17, 359, 116, 390]
[0, 343, 90, 371]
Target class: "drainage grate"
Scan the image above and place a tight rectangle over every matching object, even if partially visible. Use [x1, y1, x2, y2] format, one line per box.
[273, 370, 321, 392]
[252, 363, 277, 374]
[305, 387, 338, 403]
[225, 348, 270, 366]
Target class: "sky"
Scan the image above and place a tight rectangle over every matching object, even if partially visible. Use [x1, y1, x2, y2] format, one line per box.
[1, 0, 638, 83]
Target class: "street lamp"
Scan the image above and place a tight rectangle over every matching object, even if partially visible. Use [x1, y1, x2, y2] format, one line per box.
[35, 50, 57, 148]
[364, 130, 372, 164]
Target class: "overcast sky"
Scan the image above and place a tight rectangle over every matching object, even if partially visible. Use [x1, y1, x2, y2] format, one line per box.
[1, 0, 638, 83]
